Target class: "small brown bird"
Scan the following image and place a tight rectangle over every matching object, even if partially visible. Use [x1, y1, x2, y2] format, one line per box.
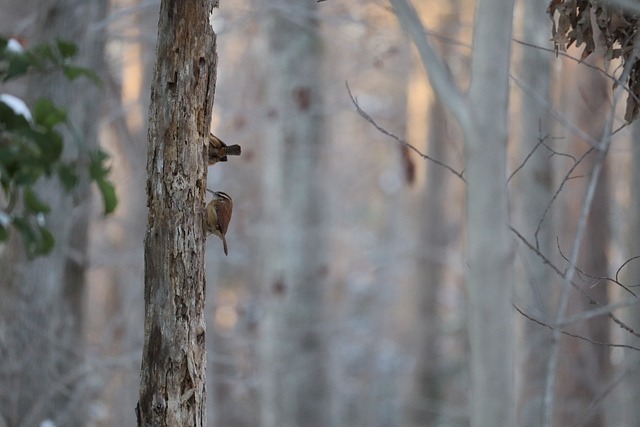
[205, 190, 233, 255]
[208, 133, 241, 165]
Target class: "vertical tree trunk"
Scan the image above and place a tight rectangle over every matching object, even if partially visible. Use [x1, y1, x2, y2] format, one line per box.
[258, 2, 330, 427]
[137, 1, 218, 426]
[0, 1, 107, 425]
[465, 0, 516, 425]
[514, 0, 554, 425]
[405, 4, 461, 424]
[391, 0, 516, 424]
[554, 58, 610, 427]
[618, 121, 640, 427]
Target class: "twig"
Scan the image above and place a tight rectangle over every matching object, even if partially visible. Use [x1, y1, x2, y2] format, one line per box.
[345, 81, 465, 182]
[555, 239, 640, 299]
[534, 147, 594, 250]
[514, 304, 640, 352]
[542, 38, 640, 427]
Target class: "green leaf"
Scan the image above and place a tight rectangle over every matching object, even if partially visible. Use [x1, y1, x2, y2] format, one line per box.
[23, 186, 50, 214]
[55, 39, 78, 59]
[38, 225, 55, 254]
[57, 163, 78, 190]
[0, 101, 31, 130]
[13, 216, 55, 257]
[89, 150, 117, 214]
[0, 222, 7, 241]
[32, 99, 67, 128]
[4, 55, 30, 81]
[62, 65, 101, 85]
[97, 179, 117, 214]
[31, 44, 56, 64]
[26, 129, 63, 167]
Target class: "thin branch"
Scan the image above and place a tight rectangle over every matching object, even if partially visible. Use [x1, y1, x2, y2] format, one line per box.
[389, 0, 471, 129]
[560, 297, 640, 327]
[511, 74, 602, 148]
[514, 304, 640, 352]
[534, 147, 594, 250]
[539, 138, 575, 162]
[616, 255, 640, 283]
[507, 134, 546, 184]
[345, 82, 465, 182]
[555, 239, 640, 299]
[511, 226, 640, 339]
[543, 39, 640, 427]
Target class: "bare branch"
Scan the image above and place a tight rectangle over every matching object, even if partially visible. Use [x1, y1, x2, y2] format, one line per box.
[559, 297, 640, 326]
[534, 148, 594, 249]
[543, 38, 640, 427]
[345, 82, 465, 182]
[555, 239, 640, 299]
[389, 0, 470, 129]
[615, 255, 640, 284]
[507, 130, 548, 184]
[511, 226, 640, 339]
[514, 304, 640, 352]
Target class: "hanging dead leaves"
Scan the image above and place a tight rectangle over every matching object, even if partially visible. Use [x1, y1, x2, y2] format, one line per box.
[548, 0, 640, 122]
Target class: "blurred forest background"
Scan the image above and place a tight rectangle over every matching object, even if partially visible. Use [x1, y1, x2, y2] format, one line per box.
[2, 0, 640, 426]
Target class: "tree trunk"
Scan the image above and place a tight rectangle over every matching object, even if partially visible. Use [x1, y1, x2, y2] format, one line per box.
[0, 1, 107, 425]
[405, 3, 461, 424]
[137, 1, 218, 426]
[618, 121, 640, 427]
[514, 0, 554, 425]
[391, 0, 516, 424]
[465, 0, 516, 425]
[554, 56, 610, 427]
[258, 2, 330, 427]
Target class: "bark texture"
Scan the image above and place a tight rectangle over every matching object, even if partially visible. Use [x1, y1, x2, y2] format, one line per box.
[0, 0, 107, 425]
[137, 1, 217, 426]
[258, 2, 330, 427]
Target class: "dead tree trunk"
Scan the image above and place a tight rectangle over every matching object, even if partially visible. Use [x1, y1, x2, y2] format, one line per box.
[137, 1, 218, 426]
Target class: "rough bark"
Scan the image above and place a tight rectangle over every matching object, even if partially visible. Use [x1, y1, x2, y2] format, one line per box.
[258, 2, 330, 427]
[0, 1, 107, 425]
[137, 1, 218, 426]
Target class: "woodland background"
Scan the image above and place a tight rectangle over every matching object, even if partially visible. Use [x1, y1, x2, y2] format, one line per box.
[1, 0, 640, 426]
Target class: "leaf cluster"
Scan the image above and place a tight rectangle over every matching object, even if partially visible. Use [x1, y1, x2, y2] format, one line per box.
[0, 35, 116, 257]
[548, 0, 640, 121]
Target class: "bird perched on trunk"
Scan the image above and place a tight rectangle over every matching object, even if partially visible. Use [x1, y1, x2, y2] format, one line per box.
[205, 190, 233, 255]
[208, 133, 241, 165]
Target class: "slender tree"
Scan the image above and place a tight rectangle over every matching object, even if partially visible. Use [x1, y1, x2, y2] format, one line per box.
[391, 0, 516, 425]
[137, 1, 218, 426]
[257, 1, 330, 426]
[513, 0, 554, 425]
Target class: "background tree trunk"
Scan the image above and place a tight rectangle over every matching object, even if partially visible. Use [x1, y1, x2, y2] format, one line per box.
[0, 1, 107, 425]
[618, 121, 640, 427]
[137, 1, 217, 426]
[513, 0, 554, 425]
[257, 1, 330, 427]
[554, 55, 611, 427]
[464, 0, 516, 424]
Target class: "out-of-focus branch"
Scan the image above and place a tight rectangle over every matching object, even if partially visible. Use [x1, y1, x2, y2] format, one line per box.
[389, 0, 470, 130]
[346, 82, 465, 182]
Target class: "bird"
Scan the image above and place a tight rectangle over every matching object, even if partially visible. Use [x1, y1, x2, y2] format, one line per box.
[205, 189, 233, 255]
[208, 133, 241, 165]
